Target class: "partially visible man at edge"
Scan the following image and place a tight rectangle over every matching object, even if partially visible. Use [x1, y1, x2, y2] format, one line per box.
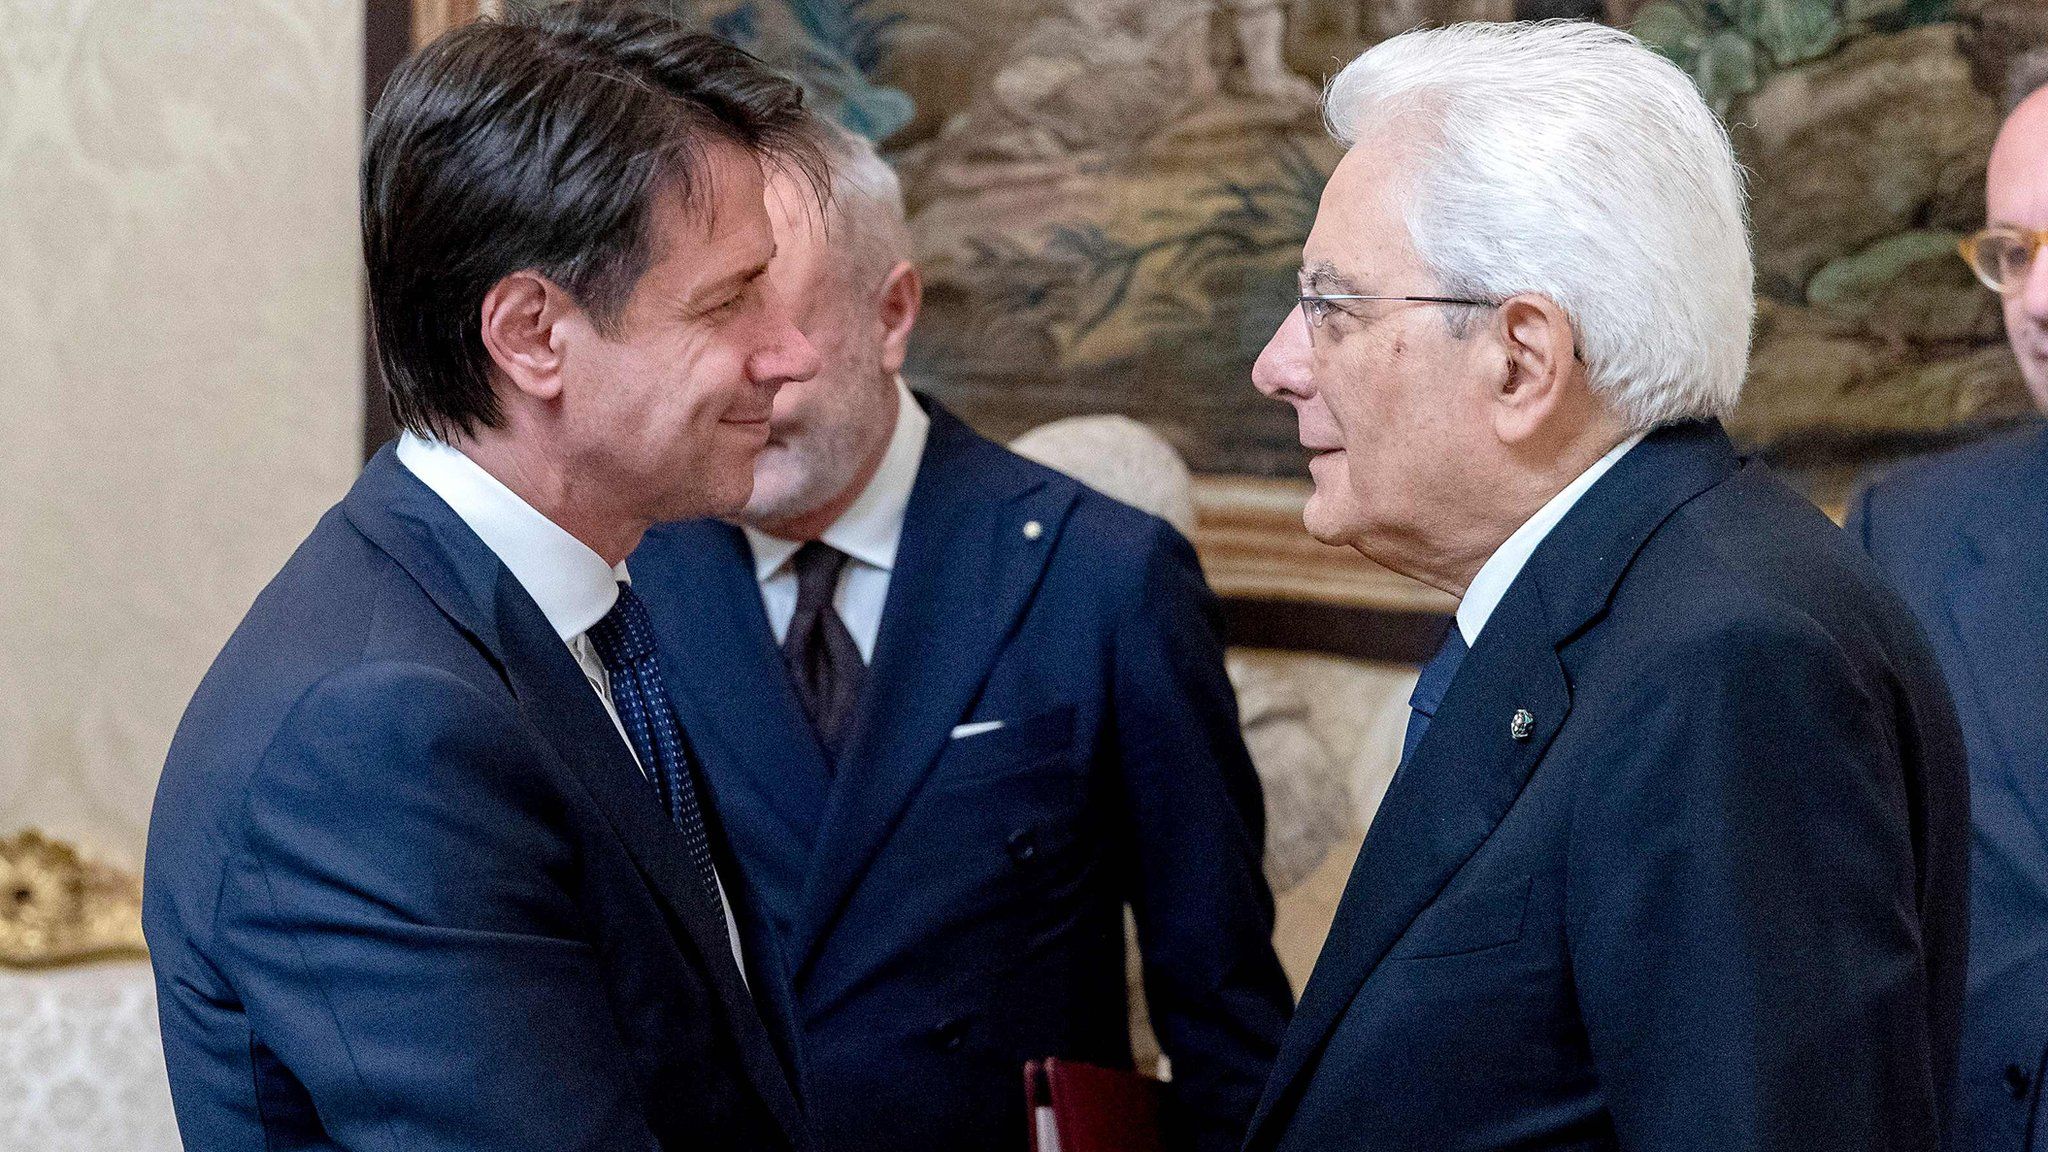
[1850, 81, 2048, 1152]
[628, 122, 1292, 1152]
[142, 5, 823, 1149]
[1243, 21, 1968, 1152]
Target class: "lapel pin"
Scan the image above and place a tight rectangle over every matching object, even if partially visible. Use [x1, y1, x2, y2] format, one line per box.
[1510, 709, 1535, 741]
[1022, 520, 1044, 541]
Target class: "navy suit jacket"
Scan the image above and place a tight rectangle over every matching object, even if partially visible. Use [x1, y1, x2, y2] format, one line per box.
[1244, 421, 1969, 1152]
[629, 400, 1293, 1152]
[1850, 421, 2048, 1152]
[143, 446, 806, 1152]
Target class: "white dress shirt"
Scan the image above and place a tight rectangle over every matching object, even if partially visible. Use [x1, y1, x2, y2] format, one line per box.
[395, 432, 746, 976]
[743, 376, 931, 662]
[1455, 432, 1647, 647]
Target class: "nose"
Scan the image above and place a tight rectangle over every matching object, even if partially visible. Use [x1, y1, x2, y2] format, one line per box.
[1252, 306, 1315, 402]
[750, 309, 821, 389]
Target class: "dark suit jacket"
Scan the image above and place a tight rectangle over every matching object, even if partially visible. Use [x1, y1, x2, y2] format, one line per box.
[629, 400, 1293, 1152]
[1244, 420, 1969, 1152]
[1850, 421, 2048, 1152]
[143, 446, 806, 1152]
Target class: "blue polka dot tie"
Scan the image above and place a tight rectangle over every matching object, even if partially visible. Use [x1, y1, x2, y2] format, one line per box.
[586, 582, 725, 918]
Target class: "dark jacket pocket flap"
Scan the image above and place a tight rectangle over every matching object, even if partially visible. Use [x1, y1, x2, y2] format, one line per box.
[1387, 875, 1531, 960]
[932, 703, 1078, 788]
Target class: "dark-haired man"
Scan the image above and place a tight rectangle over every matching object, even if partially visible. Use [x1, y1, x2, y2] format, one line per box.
[143, 6, 821, 1150]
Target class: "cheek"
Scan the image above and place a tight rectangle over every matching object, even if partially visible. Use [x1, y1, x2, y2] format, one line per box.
[1317, 348, 1388, 434]
[2007, 296, 2046, 332]
[664, 332, 751, 415]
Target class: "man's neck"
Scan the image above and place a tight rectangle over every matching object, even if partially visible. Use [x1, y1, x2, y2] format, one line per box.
[1378, 427, 1635, 600]
[451, 432, 646, 567]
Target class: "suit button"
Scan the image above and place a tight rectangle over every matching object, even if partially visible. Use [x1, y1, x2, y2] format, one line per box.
[2007, 1064, 2033, 1100]
[1006, 828, 1038, 864]
[931, 1017, 968, 1052]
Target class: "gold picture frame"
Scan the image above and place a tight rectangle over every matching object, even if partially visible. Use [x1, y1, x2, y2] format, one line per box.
[0, 830, 148, 970]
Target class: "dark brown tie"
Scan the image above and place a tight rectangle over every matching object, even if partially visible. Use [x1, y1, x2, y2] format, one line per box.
[782, 541, 868, 764]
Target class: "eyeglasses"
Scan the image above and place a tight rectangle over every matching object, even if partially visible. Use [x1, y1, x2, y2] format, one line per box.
[1296, 292, 1498, 342]
[1959, 226, 2048, 295]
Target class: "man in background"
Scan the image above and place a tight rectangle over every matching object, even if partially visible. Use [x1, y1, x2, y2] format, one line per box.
[143, 6, 822, 1148]
[1850, 83, 2048, 1152]
[1244, 22, 1967, 1151]
[629, 122, 1292, 1152]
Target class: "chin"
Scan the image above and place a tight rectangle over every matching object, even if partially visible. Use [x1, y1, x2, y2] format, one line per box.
[741, 464, 803, 521]
[1300, 490, 1360, 548]
[664, 471, 754, 524]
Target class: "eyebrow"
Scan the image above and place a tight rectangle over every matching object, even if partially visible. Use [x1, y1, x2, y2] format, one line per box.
[1300, 261, 1365, 295]
[693, 245, 778, 304]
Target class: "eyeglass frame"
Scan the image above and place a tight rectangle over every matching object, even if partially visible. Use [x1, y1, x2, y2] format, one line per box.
[1294, 290, 1593, 366]
[1958, 225, 2048, 295]
[1295, 292, 1499, 338]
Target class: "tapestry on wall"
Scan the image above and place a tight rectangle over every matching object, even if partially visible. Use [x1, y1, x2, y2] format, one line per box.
[648, 0, 2048, 497]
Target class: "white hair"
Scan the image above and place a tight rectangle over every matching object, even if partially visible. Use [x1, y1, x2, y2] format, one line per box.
[1323, 21, 1754, 430]
[812, 122, 912, 287]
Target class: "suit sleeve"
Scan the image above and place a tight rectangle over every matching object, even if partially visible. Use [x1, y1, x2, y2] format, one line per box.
[1109, 517, 1294, 1152]
[1565, 613, 1942, 1152]
[213, 663, 659, 1152]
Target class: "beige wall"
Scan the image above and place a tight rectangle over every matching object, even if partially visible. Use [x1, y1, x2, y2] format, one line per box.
[0, 0, 367, 868]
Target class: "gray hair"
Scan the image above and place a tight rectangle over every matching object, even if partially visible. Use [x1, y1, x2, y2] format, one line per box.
[807, 120, 913, 289]
[1323, 21, 1754, 430]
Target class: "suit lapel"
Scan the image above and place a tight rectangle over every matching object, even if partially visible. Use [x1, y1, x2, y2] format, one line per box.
[1243, 421, 1742, 1149]
[343, 448, 808, 1149]
[1243, 594, 1568, 1146]
[632, 520, 833, 906]
[787, 406, 1076, 977]
[1946, 437, 2048, 808]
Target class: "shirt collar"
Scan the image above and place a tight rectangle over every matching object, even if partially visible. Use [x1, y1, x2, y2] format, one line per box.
[744, 375, 930, 581]
[395, 431, 627, 643]
[1455, 431, 1646, 648]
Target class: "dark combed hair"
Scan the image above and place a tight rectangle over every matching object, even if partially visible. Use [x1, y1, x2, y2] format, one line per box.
[363, 0, 822, 442]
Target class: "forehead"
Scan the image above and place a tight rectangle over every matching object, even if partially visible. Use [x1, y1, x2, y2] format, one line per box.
[643, 140, 775, 284]
[763, 169, 832, 267]
[1989, 90, 2048, 223]
[1303, 145, 1415, 284]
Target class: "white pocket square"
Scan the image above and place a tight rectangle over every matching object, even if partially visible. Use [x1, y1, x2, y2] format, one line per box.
[949, 720, 1006, 739]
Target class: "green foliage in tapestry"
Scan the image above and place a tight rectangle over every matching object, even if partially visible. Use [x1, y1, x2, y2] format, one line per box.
[960, 142, 1325, 362]
[1634, 0, 1954, 112]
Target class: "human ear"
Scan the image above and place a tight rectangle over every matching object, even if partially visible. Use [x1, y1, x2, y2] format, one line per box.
[1490, 293, 1581, 444]
[875, 260, 923, 377]
[479, 270, 579, 403]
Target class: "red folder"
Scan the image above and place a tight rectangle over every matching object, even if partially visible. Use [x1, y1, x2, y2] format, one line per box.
[1023, 1058, 1165, 1152]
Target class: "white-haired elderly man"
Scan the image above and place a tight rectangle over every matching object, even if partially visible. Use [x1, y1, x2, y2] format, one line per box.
[1245, 21, 1969, 1152]
[626, 121, 1292, 1152]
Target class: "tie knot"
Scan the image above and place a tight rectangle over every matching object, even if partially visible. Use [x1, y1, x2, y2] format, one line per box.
[791, 541, 851, 612]
[587, 582, 657, 671]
